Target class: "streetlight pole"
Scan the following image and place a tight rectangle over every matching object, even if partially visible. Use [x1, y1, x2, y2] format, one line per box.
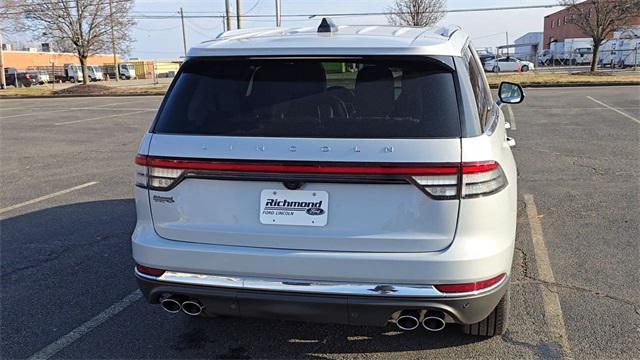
[108, 0, 119, 81]
[236, 0, 242, 29]
[275, 0, 281, 27]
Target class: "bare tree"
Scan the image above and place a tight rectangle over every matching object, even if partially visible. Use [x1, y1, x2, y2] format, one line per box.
[560, 0, 640, 72]
[24, 0, 136, 84]
[1, 0, 27, 33]
[386, 0, 446, 27]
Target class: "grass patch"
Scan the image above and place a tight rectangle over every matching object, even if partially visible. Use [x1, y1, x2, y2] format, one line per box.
[487, 72, 640, 88]
[0, 83, 169, 98]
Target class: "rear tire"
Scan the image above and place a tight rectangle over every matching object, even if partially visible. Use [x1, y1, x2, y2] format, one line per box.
[462, 287, 509, 337]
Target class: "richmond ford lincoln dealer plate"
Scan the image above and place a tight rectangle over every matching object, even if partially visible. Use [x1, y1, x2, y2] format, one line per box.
[259, 189, 329, 226]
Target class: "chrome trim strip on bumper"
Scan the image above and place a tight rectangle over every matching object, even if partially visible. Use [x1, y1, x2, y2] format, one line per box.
[135, 268, 508, 298]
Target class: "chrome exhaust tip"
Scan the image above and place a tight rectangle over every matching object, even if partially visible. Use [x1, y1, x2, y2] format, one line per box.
[159, 296, 181, 313]
[181, 300, 204, 316]
[422, 311, 446, 332]
[396, 310, 421, 331]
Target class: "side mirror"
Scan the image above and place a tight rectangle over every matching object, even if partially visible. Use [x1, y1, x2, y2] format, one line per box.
[497, 82, 525, 105]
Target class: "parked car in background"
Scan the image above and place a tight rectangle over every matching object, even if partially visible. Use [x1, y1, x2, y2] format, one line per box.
[478, 53, 497, 65]
[133, 20, 523, 337]
[4, 67, 35, 87]
[484, 57, 534, 73]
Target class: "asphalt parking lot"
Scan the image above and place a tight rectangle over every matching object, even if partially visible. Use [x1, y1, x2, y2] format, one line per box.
[1, 86, 639, 359]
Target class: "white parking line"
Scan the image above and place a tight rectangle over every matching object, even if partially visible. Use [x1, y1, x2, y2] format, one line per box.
[524, 194, 573, 358]
[587, 96, 640, 124]
[54, 109, 153, 125]
[0, 182, 98, 215]
[507, 105, 517, 130]
[0, 99, 155, 120]
[27, 290, 142, 360]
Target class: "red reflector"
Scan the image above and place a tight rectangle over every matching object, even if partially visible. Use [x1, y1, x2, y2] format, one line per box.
[136, 264, 165, 277]
[137, 155, 459, 176]
[135, 154, 147, 166]
[461, 161, 499, 174]
[434, 273, 506, 294]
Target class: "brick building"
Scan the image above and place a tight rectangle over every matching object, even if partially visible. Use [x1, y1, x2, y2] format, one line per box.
[3, 50, 118, 71]
[543, 2, 640, 48]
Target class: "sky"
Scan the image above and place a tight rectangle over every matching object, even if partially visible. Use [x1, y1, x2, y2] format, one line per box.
[3, 0, 563, 58]
[116, 0, 564, 59]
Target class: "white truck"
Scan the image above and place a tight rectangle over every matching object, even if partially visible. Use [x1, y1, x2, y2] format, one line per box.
[613, 29, 640, 68]
[119, 63, 137, 80]
[87, 65, 104, 81]
[598, 28, 640, 68]
[538, 38, 593, 65]
[61, 64, 83, 83]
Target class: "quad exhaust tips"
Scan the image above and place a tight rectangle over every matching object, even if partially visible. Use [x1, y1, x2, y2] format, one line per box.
[395, 310, 446, 332]
[422, 310, 446, 332]
[159, 295, 204, 316]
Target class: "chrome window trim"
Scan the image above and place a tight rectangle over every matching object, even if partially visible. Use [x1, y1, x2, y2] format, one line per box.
[135, 268, 507, 298]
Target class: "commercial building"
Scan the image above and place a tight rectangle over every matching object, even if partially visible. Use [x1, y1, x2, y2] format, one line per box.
[513, 32, 543, 61]
[543, 2, 640, 48]
[2, 50, 118, 70]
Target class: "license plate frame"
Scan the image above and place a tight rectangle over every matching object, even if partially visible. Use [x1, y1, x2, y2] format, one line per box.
[260, 189, 329, 227]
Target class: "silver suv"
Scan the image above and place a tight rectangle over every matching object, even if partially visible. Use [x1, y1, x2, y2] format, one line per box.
[133, 19, 524, 337]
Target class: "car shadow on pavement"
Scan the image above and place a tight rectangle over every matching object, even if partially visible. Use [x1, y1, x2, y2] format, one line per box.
[170, 315, 485, 357]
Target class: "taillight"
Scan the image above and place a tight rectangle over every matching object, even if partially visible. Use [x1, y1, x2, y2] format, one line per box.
[134, 155, 507, 198]
[412, 161, 507, 199]
[460, 162, 508, 198]
[434, 273, 506, 294]
[135, 155, 184, 190]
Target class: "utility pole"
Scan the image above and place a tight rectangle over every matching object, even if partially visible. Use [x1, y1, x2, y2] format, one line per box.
[236, 0, 242, 29]
[108, 0, 119, 81]
[179, 7, 187, 57]
[275, 0, 281, 27]
[506, 32, 509, 57]
[0, 32, 6, 89]
[225, 0, 232, 31]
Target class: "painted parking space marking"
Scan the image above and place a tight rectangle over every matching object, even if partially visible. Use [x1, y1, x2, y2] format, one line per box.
[27, 290, 142, 360]
[0, 182, 98, 216]
[587, 96, 640, 124]
[524, 194, 573, 359]
[507, 105, 517, 130]
[54, 109, 154, 125]
[0, 99, 156, 120]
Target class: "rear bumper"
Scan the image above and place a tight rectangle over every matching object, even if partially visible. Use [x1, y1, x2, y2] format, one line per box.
[136, 271, 509, 326]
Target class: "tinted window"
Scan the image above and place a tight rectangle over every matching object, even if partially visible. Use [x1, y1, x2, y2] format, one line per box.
[463, 46, 494, 129]
[153, 58, 460, 138]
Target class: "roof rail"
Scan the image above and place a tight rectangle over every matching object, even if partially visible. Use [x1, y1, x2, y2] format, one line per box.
[437, 25, 462, 39]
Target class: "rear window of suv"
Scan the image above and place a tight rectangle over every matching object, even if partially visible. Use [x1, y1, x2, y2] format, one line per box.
[153, 58, 461, 138]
